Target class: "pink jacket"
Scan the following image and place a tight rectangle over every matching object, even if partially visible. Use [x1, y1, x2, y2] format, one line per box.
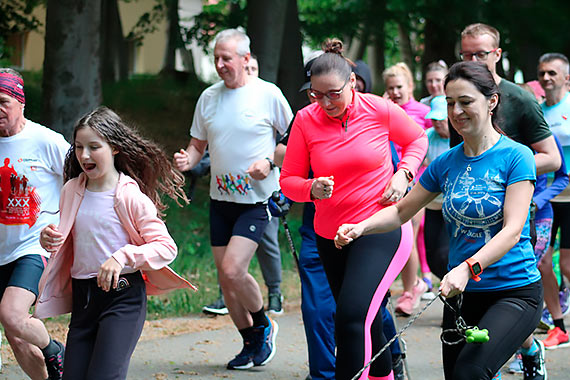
[35, 173, 197, 319]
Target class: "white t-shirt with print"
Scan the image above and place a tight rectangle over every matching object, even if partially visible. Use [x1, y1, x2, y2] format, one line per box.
[191, 77, 292, 204]
[0, 120, 69, 265]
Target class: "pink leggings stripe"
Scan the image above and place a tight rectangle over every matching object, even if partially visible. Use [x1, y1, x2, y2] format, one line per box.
[359, 221, 413, 379]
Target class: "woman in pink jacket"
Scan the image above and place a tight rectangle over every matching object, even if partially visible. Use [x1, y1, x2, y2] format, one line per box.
[37, 107, 195, 380]
[280, 39, 428, 380]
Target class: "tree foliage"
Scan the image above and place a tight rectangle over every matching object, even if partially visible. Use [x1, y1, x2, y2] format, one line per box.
[185, 0, 246, 54]
[0, 0, 42, 65]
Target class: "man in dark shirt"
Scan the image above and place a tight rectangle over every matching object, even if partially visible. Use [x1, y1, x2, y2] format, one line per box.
[452, 23, 560, 176]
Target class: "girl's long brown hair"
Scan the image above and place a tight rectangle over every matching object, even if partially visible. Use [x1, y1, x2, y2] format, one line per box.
[64, 106, 188, 216]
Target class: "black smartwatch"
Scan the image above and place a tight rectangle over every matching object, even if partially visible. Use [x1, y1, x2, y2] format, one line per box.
[265, 157, 276, 170]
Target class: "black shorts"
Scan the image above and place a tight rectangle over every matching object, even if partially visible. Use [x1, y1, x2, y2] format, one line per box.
[0, 254, 48, 300]
[550, 201, 570, 249]
[210, 199, 270, 246]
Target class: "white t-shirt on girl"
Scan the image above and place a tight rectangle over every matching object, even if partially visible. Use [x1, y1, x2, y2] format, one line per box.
[71, 187, 134, 279]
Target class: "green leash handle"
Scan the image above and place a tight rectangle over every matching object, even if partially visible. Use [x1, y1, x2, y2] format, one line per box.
[465, 327, 489, 343]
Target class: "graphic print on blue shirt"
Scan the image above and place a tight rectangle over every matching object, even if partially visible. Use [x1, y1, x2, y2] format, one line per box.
[445, 164, 505, 244]
[419, 135, 540, 291]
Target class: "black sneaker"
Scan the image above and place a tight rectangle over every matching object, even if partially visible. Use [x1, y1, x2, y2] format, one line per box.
[522, 339, 547, 380]
[227, 338, 256, 370]
[268, 292, 283, 315]
[202, 297, 228, 315]
[252, 317, 278, 366]
[44, 340, 65, 380]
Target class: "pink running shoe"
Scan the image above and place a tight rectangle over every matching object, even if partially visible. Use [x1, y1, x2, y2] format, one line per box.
[411, 278, 428, 308]
[395, 291, 415, 316]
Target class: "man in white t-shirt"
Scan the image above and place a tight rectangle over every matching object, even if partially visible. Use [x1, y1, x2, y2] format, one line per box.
[537, 53, 570, 350]
[174, 29, 292, 370]
[0, 68, 69, 380]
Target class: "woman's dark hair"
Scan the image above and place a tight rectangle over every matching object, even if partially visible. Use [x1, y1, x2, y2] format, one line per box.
[310, 38, 354, 80]
[64, 106, 188, 216]
[444, 61, 503, 133]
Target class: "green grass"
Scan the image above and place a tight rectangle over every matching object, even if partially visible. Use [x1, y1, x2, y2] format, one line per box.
[21, 72, 303, 318]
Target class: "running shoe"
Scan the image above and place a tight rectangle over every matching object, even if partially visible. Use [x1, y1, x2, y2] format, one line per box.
[411, 278, 428, 306]
[492, 371, 502, 379]
[543, 326, 570, 350]
[560, 287, 570, 316]
[537, 308, 554, 331]
[227, 338, 256, 370]
[268, 292, 284, 315]
[522, 339, 547, 380]
[202, 297, 229, 315]
[44, 340, 65, 380]
[253, 317, 279, 366]
[507, 349, 523, 374]
[395, 291, 415, 316]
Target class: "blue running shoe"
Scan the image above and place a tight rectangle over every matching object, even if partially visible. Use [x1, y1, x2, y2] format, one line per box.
[253, 317, 279, 366]
[227, 337, 256, 370]
[538, 308, 554, 331]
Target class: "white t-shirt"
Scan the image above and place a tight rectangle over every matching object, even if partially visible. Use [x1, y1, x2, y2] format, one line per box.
[191, 77, 292, 204]
[0, 120, 69, 265]
[71, 188, 133, 279]
[542, 93, 570, 202]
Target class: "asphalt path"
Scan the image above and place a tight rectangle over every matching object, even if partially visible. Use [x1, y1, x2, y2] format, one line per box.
[1, 299, 569, 379]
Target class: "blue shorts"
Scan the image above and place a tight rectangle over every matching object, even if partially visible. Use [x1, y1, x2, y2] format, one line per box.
[0, 254, 48, 300]
[210, 199, 269, 246]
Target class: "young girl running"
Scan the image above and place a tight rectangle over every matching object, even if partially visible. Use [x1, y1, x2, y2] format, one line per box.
[35, 107, 196, 380]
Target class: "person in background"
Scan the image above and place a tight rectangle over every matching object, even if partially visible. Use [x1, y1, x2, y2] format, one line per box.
[281, 38, 427, 380]
[536, 52, 570, 349]
[0, 68, 69, 380]
[174, 29, 292, 370]
[383, 62, 434, 314]
[203, 51, 285, 316]
[422, 95, 450, 282]
[420, 60, 448, 106]
[455, 23, 560, 176]
[336, 61, 544, 380]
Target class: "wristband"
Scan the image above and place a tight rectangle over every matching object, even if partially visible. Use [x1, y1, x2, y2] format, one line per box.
[401, 168, 413, 182]
[265, 157, 276, 170]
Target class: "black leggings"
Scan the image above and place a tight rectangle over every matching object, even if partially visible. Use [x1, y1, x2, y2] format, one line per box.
[550, 201, 570, 249]
[316, 222, 413, 380]
[424, 208, 449, 280]
[442, 281, 543, 380]
[63, 271, 147, 380]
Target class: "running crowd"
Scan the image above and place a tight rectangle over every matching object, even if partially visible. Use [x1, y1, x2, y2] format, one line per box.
[0, 20, 569, 380]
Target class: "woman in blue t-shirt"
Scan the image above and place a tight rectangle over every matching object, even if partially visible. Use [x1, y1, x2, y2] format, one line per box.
[334, 62, 543, 380]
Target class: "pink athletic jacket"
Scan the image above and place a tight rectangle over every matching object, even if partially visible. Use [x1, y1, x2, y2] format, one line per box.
[280, 91, 428, 239]
[34, 173, 196, 319]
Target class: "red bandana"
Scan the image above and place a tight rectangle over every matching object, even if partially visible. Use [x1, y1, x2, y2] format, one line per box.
[0, 72, 25, 104]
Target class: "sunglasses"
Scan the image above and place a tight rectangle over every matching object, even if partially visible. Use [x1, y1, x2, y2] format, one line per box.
[309, 75, 351, 100]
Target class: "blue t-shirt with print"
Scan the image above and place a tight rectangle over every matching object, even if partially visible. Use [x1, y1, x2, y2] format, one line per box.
[419, 135, 539, 291]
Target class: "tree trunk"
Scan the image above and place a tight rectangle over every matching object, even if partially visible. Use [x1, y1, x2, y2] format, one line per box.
[276, 0, 304, 112]
[42, 0, 102, 139]
[397, 22, 414, 72]
[247, 0, 288, 84]
[101, 0, 128, 82]
[420, 18, 458, 97]
[162, 0, 196, 80]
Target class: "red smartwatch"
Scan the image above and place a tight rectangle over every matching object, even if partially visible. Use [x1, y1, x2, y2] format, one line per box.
[465, 258, 483, 282]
